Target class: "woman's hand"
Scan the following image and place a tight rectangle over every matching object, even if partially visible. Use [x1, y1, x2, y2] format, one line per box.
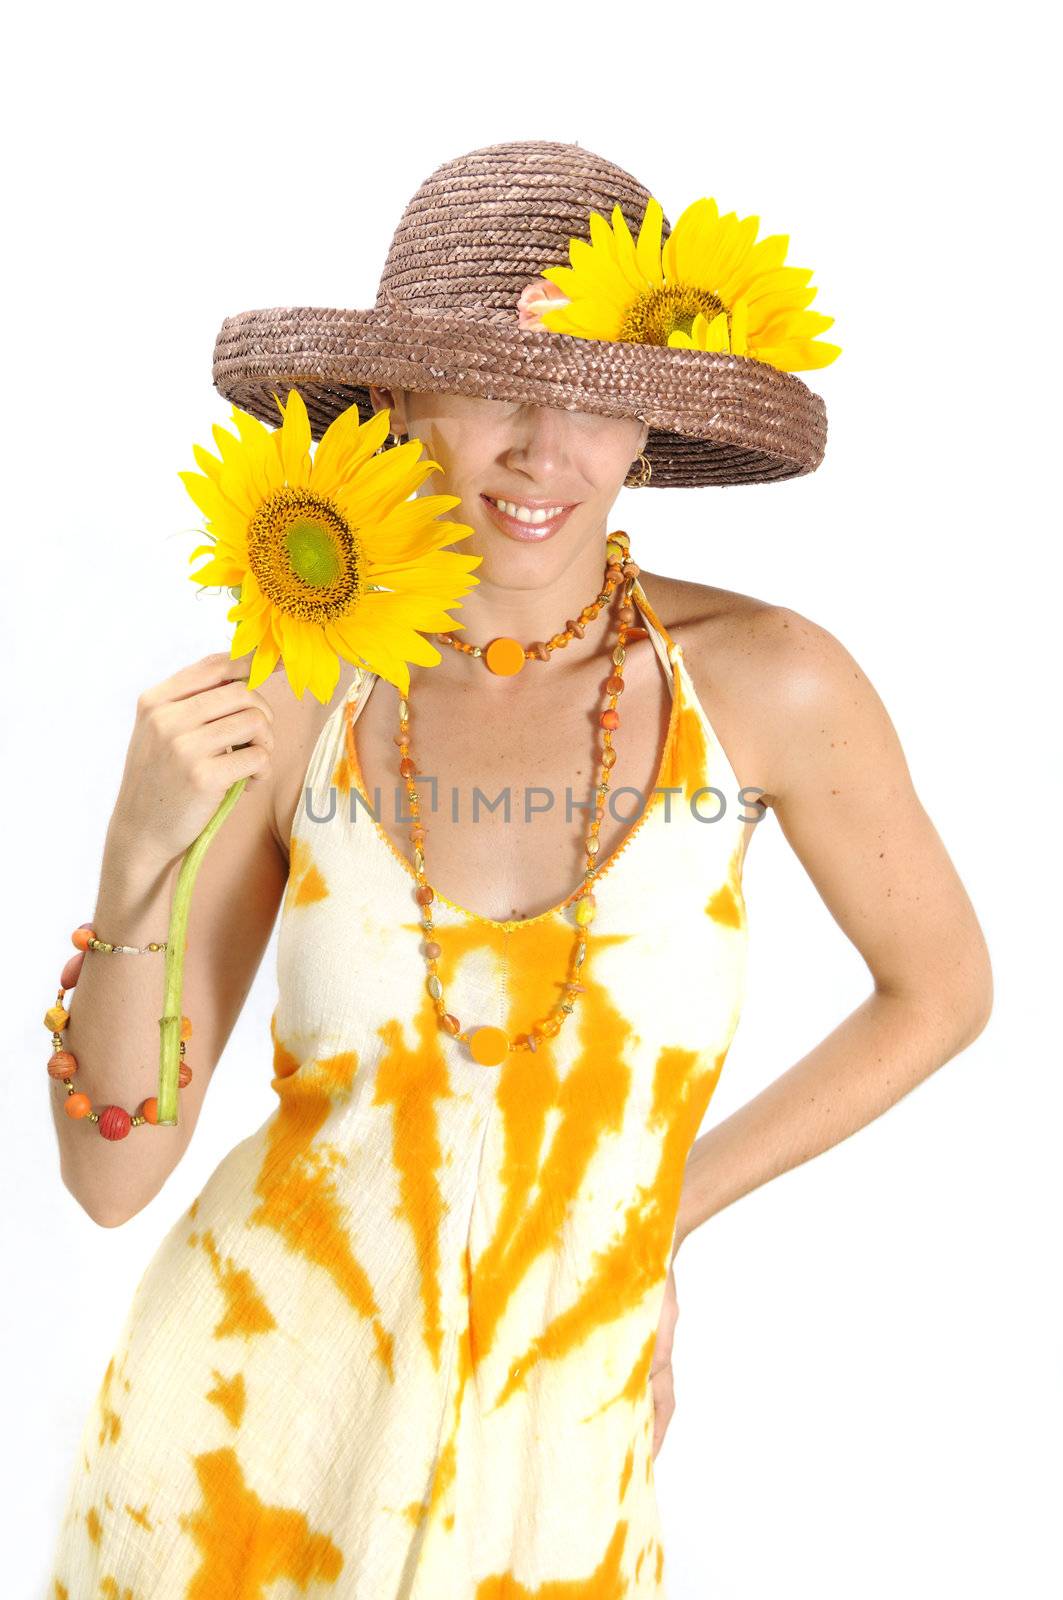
[107, 652, 276, 870]
[649, 1262, 679, 1460]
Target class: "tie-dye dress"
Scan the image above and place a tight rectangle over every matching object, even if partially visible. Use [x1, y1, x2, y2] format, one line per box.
[49, 579, 750, 1599]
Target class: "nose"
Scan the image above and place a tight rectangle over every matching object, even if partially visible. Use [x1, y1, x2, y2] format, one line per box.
[502, 405, 576, 483]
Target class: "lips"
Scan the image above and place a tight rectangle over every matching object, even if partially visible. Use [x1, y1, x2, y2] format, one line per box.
[480, 494, 578, 542]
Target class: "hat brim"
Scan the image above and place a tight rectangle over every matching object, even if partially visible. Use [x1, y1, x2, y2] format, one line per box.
[212, 303, 827, 488]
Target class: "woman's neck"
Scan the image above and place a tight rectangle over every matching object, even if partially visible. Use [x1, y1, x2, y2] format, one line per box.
[420, 546, 631, 690]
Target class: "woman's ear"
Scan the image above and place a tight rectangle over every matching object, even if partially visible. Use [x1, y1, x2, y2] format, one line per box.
[369, 384, 407, 437]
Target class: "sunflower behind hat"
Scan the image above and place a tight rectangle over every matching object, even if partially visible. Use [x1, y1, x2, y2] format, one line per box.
[212, 139, 836, 487]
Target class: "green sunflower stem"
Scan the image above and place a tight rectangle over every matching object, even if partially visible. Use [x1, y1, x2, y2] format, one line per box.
[155, 777, 248, 1124]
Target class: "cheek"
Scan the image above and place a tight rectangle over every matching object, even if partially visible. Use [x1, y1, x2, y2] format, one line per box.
[426, 424, 498, 481]
[578, 426, 644, 486]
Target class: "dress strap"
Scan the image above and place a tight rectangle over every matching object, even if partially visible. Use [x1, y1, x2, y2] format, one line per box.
[629, 578, 681, 684]
[343, 664, 376, 713]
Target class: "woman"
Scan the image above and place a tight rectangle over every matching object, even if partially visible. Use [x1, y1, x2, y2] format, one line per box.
[48, 140, 992, 1597]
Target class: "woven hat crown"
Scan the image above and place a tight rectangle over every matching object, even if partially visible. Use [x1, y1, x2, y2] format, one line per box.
[212, 137, 829, 487]
[374, 141, 666, 327]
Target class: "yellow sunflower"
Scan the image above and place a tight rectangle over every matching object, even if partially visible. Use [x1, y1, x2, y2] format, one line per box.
[530, 196, 841, 372]
[180, 388, 482, 702]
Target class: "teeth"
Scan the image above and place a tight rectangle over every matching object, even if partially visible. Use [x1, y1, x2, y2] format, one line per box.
[488, 498, 566, 523]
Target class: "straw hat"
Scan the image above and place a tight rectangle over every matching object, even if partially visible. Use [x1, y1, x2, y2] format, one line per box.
[211, 139, 829, 489]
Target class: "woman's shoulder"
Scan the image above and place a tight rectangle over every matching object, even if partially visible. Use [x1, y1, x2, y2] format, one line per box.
[642, 569, 871, 806]
[646, 567, 861, 688]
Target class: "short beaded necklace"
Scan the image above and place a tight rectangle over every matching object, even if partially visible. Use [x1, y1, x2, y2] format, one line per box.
[396, 528, 642, 1068]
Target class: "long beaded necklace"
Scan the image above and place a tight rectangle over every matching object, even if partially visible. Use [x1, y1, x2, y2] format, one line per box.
[395, 529, 643, 1067]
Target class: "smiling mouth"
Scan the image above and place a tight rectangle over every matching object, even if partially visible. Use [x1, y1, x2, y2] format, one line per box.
[483, 494, 577, 523]
[479, 496, 580, 542]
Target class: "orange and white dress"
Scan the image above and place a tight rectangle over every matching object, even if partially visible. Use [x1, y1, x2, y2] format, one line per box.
[49, 579, 750, 1599]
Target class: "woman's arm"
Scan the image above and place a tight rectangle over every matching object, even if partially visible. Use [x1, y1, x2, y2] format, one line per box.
[52, 668, 292, 1227]
[673, 607, 993, 1256]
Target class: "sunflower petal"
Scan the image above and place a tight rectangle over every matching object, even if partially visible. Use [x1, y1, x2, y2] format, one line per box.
[178, 470, 244, 530]
[278, 387, 312, 487]
[634, 196, 665, 288]
[607, 204, 653, 298]
[290, 622, 342, 705]
[365, 560, 483, 599]
[757, 310, 835, 344]
[359, 500, 473, 565]
[243, 630, 282, 693]
[333, 447, 447, 526]
[539, 265, 578, 296]
[271, 613, 309, 700]
[754, 338, 842, 371]
[230, 405, 284, 501]
[191, 554, 246, 587]
[230, 610, 269, 656]
[325, 613, 411, 695]
[311, 404, 391, 499]
[662, 197, 720, 285]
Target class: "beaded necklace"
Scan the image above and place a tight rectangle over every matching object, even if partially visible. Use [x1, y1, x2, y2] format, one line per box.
[398, 529, 641, 1067]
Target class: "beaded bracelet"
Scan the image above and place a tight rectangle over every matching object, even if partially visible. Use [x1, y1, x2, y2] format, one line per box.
[45, 923, 194, 1139]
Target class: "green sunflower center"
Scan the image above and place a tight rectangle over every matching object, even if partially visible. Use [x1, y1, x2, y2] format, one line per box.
[246, 488, 363, 622]
[619, 284, 727, 345]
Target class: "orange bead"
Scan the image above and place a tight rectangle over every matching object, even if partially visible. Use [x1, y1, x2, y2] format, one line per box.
[71, 926, 95, 952]
[600, 710, 620, 730]
[48, 1051, 78, 1080]
[64, 1093, 92, 1119]
[415, 885, 434, 906]
[60, 952, 85, 989]
[399, 757, 417, 779]
[605, 675, 625, 695]
[45, 1005, 70, 1032]
[540, 1019, 561, 1038]
[440, 1013, 461, 1036]
[484, 637, 526, 676]
[601, 748, 617, 768]
[180, 1015, 193, 1041]
[469, 1025, 509, 1066]
[142, 1097, 159, 1124]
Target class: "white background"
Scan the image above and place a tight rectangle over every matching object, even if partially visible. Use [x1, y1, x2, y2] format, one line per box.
[4, 3, 1058, 1596]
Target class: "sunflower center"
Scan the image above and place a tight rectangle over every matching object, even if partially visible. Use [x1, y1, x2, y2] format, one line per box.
[246, 488, 363, 623]
[619, 284, 727, 345]
[286, 517, 341, 585]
